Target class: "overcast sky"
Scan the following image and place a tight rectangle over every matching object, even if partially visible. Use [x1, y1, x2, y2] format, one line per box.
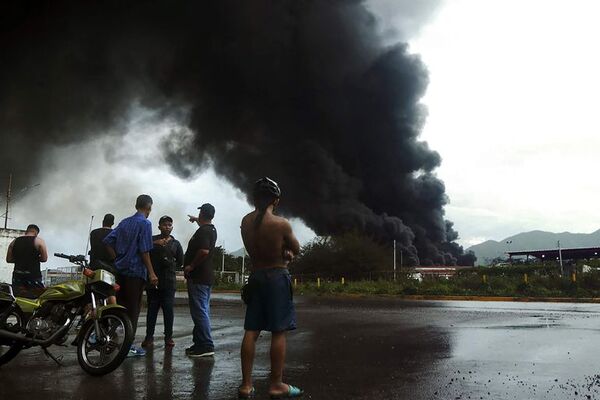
[410, 0, 600, 246]
[5, 0, 600, 267]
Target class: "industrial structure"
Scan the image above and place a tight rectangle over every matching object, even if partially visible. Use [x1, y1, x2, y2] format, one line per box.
[507, 247, 600, 262]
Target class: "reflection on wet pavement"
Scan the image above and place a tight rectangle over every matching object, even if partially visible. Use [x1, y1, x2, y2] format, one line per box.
[2, 296, 600, 399]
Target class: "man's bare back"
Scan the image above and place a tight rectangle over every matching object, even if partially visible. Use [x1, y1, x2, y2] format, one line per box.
[241, 209, 300, 270]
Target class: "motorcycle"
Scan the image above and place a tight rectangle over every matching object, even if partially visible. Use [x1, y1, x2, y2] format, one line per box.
[0, 253, 133, 376]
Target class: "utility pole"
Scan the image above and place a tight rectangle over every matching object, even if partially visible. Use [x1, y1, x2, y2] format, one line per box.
[84, 215, 94, 257]
[1, 175, 39, 230]
[506, 240, 513, 264]
[241, 251, 245, 284]
[393, 239, 397, 281]
[4, 173, 12, 230]
[400, 248, 403, 271]
[558, 240, 564, 275]
[221, 241, 225, 278]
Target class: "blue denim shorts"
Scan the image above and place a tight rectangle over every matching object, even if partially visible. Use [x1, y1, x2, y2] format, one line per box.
[244, 268, 296, 332]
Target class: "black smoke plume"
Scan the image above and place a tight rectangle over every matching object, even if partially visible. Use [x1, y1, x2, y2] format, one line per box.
[0, 0, 474, 265]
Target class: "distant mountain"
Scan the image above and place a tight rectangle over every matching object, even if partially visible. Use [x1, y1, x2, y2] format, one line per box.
[230, 247, 247, 258]
[467, 229, 600, 266]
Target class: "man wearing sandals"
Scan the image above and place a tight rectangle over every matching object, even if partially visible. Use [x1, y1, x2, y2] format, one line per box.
[239, 177, 303, 399]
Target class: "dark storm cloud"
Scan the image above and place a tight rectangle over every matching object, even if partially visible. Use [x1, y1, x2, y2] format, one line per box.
[0, 0, 471, 265]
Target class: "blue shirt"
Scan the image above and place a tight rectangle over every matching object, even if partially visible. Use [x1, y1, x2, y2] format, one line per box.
[103, 212, 153, 280]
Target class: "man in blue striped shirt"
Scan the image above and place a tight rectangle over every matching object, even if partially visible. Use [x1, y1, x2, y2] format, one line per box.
[104, 194, 158, 357]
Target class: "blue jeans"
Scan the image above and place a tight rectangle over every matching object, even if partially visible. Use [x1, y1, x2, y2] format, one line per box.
[187, 281, 213, 350]
[145, 288, 176, 340]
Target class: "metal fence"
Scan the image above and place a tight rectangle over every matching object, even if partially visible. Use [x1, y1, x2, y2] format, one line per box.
[289, 268, 469, 284]
[42, 266, 80, 286]
[290, 270, 409, 283]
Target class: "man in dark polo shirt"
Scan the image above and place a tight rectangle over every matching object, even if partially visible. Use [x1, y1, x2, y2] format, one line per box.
[89, 213, 115, 270]
[6, 224, 48, 294]
[184, 203, 217, 357]
[142, 215, 183, 349]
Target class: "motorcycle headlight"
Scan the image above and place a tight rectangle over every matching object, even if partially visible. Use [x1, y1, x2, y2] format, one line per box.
[89, 269, 116, 286]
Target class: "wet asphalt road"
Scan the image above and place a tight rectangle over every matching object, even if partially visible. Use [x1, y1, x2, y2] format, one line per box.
[2, 295, 600, 399]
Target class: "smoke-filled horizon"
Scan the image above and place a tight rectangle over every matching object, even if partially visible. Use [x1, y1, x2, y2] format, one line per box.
[0, 0, 473, 265]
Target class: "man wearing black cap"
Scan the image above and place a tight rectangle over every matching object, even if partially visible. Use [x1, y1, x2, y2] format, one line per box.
[184, 203, 217, 357]
[142, 215, 184, 349]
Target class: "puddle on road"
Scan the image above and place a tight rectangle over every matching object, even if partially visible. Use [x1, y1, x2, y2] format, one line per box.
[486, 323, 562, 329]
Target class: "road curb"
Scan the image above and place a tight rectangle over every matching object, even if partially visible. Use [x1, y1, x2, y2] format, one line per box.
[302, 293, 600, 303]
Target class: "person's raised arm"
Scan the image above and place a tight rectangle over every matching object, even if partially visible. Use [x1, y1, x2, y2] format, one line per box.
[6, 239, 15, 263]
[36, 237, 48, 263]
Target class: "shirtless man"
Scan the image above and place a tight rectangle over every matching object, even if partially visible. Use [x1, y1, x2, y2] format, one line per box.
[238, 177, 303, 399]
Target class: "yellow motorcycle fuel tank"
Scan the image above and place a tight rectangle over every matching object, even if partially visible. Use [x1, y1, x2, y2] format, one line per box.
[37, 280, 86, 302]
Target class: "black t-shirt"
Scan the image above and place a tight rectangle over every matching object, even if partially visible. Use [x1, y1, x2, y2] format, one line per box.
[89, 227, 114, 269]
[184, 224, 217, 285]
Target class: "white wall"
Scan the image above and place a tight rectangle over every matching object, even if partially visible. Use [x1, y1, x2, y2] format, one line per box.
[0, 229, 25, 284]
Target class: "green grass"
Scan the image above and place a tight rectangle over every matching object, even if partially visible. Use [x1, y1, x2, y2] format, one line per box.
[175, 267, 600, 298]
[293, 273, 600, 298]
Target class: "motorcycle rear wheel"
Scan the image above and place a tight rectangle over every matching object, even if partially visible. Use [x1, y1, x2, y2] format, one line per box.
[0, 307, 24, 366]
[77, 308, 133, 376]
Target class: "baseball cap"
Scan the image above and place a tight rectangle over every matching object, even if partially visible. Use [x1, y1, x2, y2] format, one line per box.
[198, 203, 215, 219]
[159, 215, 173, 224]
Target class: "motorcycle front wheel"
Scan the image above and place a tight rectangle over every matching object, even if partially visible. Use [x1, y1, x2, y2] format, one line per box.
[0, 307, 24, 366]
[77, 308, 133, 376]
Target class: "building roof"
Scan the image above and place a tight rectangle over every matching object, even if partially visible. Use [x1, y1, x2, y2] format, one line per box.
[507, 246, 600, 260]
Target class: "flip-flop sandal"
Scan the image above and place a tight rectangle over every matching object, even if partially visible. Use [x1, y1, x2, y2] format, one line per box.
[238, 387, 256, 399]
[270, 385, 304, 399]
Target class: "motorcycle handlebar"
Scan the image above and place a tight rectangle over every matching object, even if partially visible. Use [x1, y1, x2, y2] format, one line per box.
[54, 253, 86, 263]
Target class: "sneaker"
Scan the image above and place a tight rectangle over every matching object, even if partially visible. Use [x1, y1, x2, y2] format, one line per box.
[127, 345, 146, 357]
[187, 347, 215, 358]
[165, 338, 175, 348]
[141, 338, 154, 348]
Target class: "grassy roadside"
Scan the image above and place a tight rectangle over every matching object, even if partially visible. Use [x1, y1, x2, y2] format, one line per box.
[292, 274, 600, 299]
[175, 267, 600, 300]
